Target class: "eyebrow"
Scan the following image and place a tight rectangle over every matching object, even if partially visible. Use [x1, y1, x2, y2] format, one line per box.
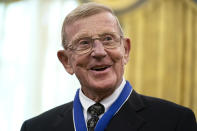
[74, 34, 91, 41]
[74, 31, 117, 40]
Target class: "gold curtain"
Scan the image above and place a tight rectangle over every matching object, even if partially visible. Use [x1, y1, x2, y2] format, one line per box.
[120, 0, 197, 116]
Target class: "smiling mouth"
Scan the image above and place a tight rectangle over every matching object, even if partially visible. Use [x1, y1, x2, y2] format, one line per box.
[91, 65, 111, 71]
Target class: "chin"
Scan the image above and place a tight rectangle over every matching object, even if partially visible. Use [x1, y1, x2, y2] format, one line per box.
[89, 78, 118, 92]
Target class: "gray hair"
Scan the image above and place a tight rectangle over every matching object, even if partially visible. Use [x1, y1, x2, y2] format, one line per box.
[61, 2, 124, 48]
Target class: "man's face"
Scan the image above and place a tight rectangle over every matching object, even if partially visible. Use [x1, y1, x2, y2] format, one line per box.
[58, 12, 130, 98]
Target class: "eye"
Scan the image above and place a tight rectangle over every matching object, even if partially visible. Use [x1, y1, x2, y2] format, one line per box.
[78, 39, 91, 45]
[103, 35, 113, 41]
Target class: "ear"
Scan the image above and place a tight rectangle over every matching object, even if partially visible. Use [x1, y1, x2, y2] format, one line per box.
[57, 50, 74, 75]
[123, 38, 131, 65]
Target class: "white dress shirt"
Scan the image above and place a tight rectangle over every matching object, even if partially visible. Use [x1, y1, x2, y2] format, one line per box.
[79, 78, 126, 124]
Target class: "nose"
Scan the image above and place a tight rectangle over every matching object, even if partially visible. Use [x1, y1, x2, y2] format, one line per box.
[90, 40, 107, 59]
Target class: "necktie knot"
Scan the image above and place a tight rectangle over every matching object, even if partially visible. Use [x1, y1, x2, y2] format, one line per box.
[88, 103, 105, 116]
[87, 103, 105, 131]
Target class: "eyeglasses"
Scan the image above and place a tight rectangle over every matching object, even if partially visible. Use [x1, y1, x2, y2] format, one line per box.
[65, 32, 123, 54]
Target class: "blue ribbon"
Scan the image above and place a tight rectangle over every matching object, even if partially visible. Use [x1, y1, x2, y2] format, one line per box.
[73, 81, 133, 131]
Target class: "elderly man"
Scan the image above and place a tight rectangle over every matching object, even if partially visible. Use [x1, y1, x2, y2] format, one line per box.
[21, 2, 197, 131]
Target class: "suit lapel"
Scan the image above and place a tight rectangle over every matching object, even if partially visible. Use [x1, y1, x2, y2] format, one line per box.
[53, 102, 75, 131]
[106, 90, 146, 131]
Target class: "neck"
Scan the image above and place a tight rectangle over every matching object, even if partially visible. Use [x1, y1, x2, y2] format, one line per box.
[81, 82, 123, 102]
[82, 87, 115, 102]
[81, 79, 124, 102]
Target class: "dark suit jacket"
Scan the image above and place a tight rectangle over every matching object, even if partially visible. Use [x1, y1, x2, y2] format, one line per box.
[21, 90, 197, 131]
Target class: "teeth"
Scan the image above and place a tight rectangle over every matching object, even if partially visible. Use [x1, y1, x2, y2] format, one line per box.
[91, 66, 109, 71]
[93, 67, 105, 70]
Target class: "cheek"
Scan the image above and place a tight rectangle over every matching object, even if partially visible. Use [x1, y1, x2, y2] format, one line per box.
[109, 49, 125, 73]
[109, 48, 125, 64]
[71, 55, 89, 72]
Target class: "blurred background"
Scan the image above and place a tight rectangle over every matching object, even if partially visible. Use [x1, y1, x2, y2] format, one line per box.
[0, 0, 196, 131]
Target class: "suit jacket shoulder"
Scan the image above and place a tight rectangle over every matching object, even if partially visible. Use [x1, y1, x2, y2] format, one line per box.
[21, 101, 74, 131]
[139, 92, 194, 114]
[106, 90, 197, 131]
[141, 93, 197, 131]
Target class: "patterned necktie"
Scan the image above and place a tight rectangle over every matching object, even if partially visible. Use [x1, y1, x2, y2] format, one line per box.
[87, 103, 105, 131]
